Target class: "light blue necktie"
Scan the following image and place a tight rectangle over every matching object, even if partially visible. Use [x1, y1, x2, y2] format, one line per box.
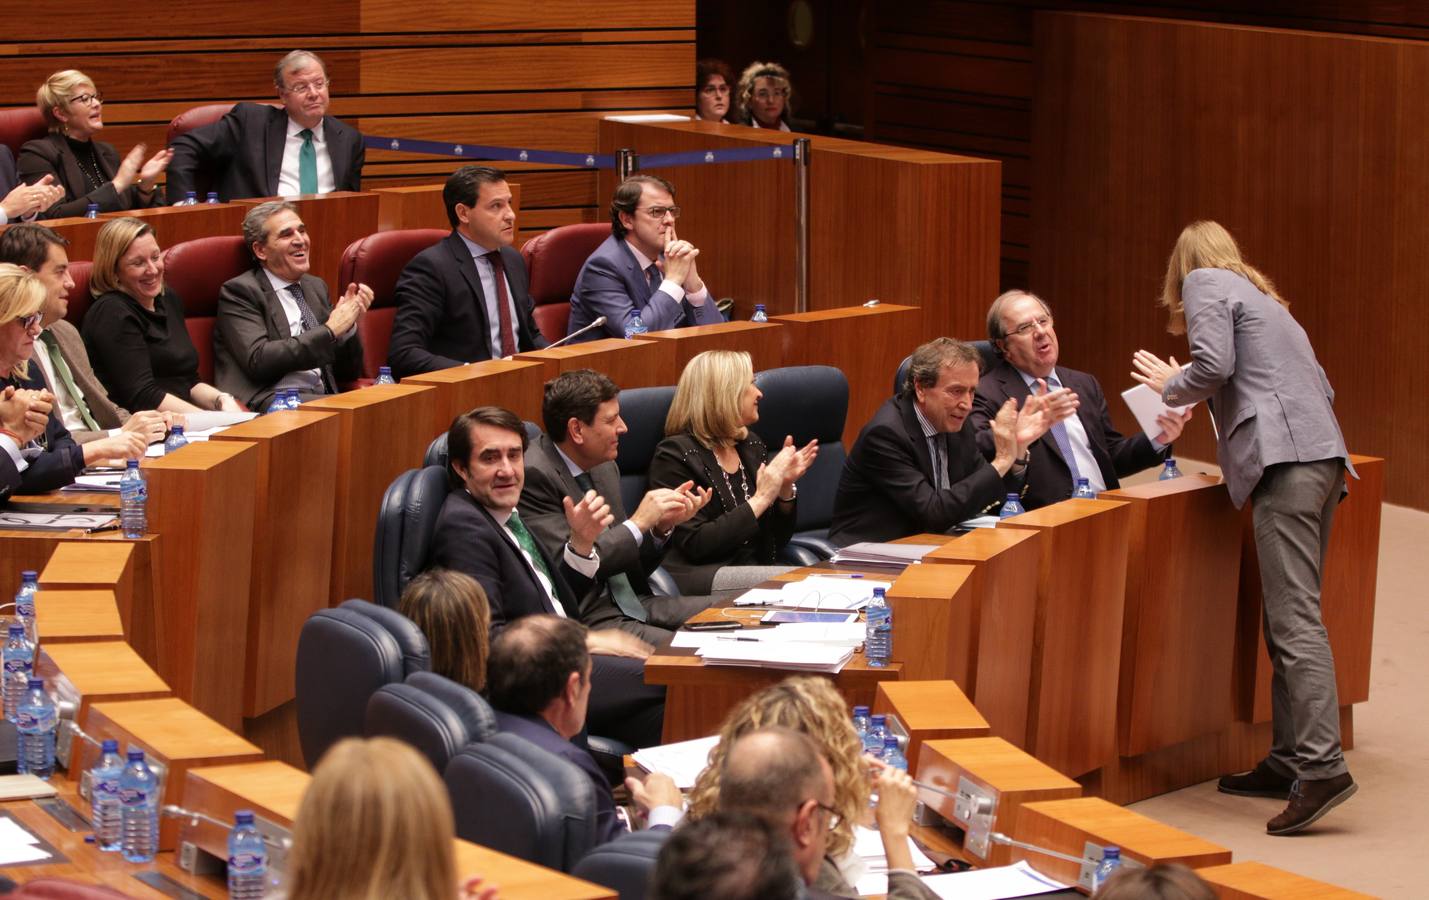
[1042, 374, 1083, 486]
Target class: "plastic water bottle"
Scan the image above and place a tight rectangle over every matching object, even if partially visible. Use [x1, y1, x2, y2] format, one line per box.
[374, 366, 396, 385]
[864, 587, 892, 668]
[882, 735, 908, 772]
[120, 749, 159, 863]
[1092, 846, 1123, 891]
[999, 493, 1025, 518]
[1073, 477, 1096, 499]
[623, 311, 649, 340]
[90, 739, 124, 852]
[1159, 458, 1183, 480]
[851, 705, 870, 745]
[163, 424, 188, 454]
[205, 192, 220, 205]
[227, 809, 268, 899]
[176, 191, 198, 207]
[119, 459, 147, 539]
[3, 625, 33, 722]
[16, 678, 56, 779]
[864, 713, 888, 755]
[284, 389, 299, 411]
[84, 203, 99, 219]
[265, 393, 287, 414]
[14, 570, 38, 647]
[751, 304, 769, 323]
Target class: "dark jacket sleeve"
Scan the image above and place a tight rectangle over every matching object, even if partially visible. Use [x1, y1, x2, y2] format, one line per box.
[166, 108, 245, 200]
[217, 277, 341, 382]
[969, 384, 1001, 462]
[388, 250, 466, 377]
[81, 296, 173, 413]
[502, 246, 549, 351]
[15, 393, 85, 495]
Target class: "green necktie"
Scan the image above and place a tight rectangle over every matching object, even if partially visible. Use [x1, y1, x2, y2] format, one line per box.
[298, 128, 318, 195]
[39, 331, 99, 432]
[574, 471, 649, 623]
[506, 510, 553, 586]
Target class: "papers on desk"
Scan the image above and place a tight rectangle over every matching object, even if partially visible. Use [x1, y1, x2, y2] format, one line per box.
[630, 735, 720, 789]
[732, 575, 892, 610]
[697, 639, 854, 673]
[850, 825, 938, 896]
[830, 542, 939, 566]
[0, 509, 117, 532]
[0, 811, 52, 865]
[65, 472, 124, 492]
[671, 621, 867, 651]
[1121, 382, 1191, 441]
[184, 411, 258, 431]
[918, 860, 1070, 899]
[959, 515, 1000, 530]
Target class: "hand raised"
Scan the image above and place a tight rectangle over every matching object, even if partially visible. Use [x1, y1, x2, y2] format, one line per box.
[1131, 350, 1179, 395]
[563, 489, 613, 554]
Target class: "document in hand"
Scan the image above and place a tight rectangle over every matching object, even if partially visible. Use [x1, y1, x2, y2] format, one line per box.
[630, 735, 721, 787]
[1121, 382, 1191, 441]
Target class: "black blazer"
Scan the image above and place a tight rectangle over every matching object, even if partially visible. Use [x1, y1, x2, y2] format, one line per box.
[166, 103, 364, 202]
[647, 432, 795, 594]
[17, 133, 162, 219]
[387, 232, 549, 378]
[830, 394, 1011, 546]
[970, 361, 1163, 509]
[3, 366, 85, 496]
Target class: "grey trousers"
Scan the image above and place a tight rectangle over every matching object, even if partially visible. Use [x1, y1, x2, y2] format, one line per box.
[1251, 458, 1348, 781]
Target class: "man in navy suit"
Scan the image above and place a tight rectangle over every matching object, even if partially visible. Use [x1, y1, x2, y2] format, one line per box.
[488, 615, 684, 846]
[566, 174, 723, 342]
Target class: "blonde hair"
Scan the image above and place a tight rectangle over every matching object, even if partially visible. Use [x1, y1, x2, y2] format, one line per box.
[686, 676, 867, 858]
[90, 218, 158, 298]
[400, 568, 492, 693]
[0, 264, 46, 380]
[286, 737, 461, 900]
[36, 70, 96, 131]
[1160, 221, 1285, 335]
[665, 350, 753, 448]
[737, 61, 792, 125]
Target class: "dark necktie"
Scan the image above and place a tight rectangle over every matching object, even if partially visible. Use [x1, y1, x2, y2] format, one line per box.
[1041, 374, 1083, 485]
[574, 471, 649, 623]
[39, 331, 99, 432]
[484, 250, 517, 358]
[646, 263, 661, 297]
[285, 283, 334, 394]
[297, 128, 318, 194]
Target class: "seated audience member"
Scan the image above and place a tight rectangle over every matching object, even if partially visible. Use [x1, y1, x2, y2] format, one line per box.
[737, 61, 794, 131]
[0, 385, 53, 501]
[488, 615, 684, 844]
[81, 218, 243, 414]
[399, 568, 491, 693]
[285, 737, 497, 900]
[216, 201, 368, 411]
[1, 152, 64, 224]
[649, 350, 815, 593]
[652, 810, 802, 900]
[19, 70, 169, 218]
[520, 369, 710, 641]
[0, 224, 170, 446]
[567, 174, 722, 342]
[830, 337, 1071, 545]
[694, 59, 735, 123]
[1097, 863, 1216, 900]
[970, 290, 1189, 508]
[388, 165, 547, 377]
[167, 50, 364, 202]
[426, 405, 666, 748]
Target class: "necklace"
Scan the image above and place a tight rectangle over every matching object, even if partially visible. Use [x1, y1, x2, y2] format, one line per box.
[716, 452, 751, 504]
[66, 136, 106, 192]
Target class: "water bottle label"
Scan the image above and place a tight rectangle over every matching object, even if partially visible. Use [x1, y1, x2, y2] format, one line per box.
[15, 709, 50, 730]
[119, 787, 148, 806]
[3, 658, 30, 674]
[94, 778, 119, 798]
[230, 851, 265, 870]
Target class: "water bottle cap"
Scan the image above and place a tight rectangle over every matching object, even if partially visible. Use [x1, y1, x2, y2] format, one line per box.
[127, 749, 145, 761]
[171, 425, 184, 434]
[7, 624, 23, 636]
[870, 714, 886, 724]
[235, 810, 255, 825]
[883, 735, 899, 748]
[21, 570, 37, 580]
[101, 739, 118, 752]
[1006, 493, 1019, 500]
[872, 587, 886, 598]
[126, 458, 140, 468]
[1165, 458, 1176, 465]
[206, 192, 218, 199]
[1103, 846, 1120, 858]
[26, 677, 43, 690]
[379, 366, 391, 374]
[755, 303, 766, 310]
[185, 191, 196, 198]
[1076, 477, 1089, 485]
[852, 705, 869, 716]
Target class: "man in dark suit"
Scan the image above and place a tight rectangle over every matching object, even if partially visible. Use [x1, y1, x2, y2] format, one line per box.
[215, 201, 369, 411]
[167, 50, 364, 202]
[519, 370, 711, 646]
[387, 165, 548, 378]
[488, 615, 684, 845]
[831, 337, 1070, 546]
[969, 290, 1190, 509]
[566, 174, 723, 342]
[0, 152, 62, 225]
[426, 405, 666, 747]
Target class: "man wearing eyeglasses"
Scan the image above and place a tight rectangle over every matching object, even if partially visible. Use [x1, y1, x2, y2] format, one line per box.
[970, 289, 1192, 509]
[167, 50, 364, 202]
[566, 174, 723, 342]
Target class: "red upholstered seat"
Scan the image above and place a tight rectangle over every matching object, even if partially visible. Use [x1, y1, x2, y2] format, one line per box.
[64, 260, 94, 327]
[0, 106, 46, 156]
[161, 235, 250, 384]
[164, 102, 237, 145]
[520, 223, 611, 344]
[338, 228, 447, 381]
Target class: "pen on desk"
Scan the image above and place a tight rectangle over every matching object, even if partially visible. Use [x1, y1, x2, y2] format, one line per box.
[715, 636, 759, 642]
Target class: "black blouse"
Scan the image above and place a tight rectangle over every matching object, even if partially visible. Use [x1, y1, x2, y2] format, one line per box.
[81, 288, 201, 412]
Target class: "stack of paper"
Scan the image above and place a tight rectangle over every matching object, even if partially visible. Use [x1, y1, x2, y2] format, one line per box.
[64, 473, 124, 492]
[733, 575, 892, 610]
[0, 813, 51, 865]
[630, 735, 720, 789]
[918, 861, 1069, 899]
[831, 542, 939, 566]
[849, 825, 939, 895]
[697, 640, 854, 673]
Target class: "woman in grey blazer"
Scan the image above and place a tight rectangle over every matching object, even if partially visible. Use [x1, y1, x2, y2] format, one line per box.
[1132, 220, 1356, 836]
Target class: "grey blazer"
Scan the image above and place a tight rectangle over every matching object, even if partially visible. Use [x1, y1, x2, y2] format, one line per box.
[1163, 267, 1353, 508]
[45, 319, 130, 442]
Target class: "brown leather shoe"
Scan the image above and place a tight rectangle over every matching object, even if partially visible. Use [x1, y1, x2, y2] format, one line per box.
[1266, 773, 1356, 835]
[1218, 760, 1294, 799]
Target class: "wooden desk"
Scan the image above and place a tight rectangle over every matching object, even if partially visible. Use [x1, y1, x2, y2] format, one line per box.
[12, 216, 106, 260]
[103, 202, 246, 250]
[39, 640, 171, 765]
[515, 337, 672, 391]
[210, 410, 341, 718]
[1196, 861, 1374, 899]
[641, 320, 785, 374]
[403, 358, 548, 436]
[34, 589, 126, 643]
[234, 192, 381, 290]
[872, 680, 991, 766]
[37, 543, 143, 650]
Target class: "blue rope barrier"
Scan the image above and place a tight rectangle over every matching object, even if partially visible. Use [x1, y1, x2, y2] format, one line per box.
[363, 134, 616, 169]
[640, 144, 796, 169]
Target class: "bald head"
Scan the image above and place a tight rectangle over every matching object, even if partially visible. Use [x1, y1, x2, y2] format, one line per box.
[719, 728, 825, 820]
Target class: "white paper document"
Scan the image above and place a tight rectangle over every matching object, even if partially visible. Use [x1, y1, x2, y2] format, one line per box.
[733, 576, 891, 611]
[696, 640, 853, 673]
[0, 813, 50, 865]
[851, 825, 939, 895]
[830, 542, 938, 566]
[918, 860, 1069, 900]
[630, 735, 720, 789]
[1121, 382, 1190, 441]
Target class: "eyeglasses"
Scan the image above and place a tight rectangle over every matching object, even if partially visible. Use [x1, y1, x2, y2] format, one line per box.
[1007, 315, 1054, 338]
[12, 313, 42, 331]
[812, 800, 842, 831]
[754, 88, 790, 101]
[701, 84, 731, 96]
[639, 206, 681, 220]
[283, 78, 330, 97]
[69, 92, 103, 107]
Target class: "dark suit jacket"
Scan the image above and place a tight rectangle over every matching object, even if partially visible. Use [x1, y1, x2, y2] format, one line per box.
[166, 103, 364, 202]
[387, 233, 548, 378]
[215, 267, 364, 410]
[566, 233, 723, 342]
[17, 133, 162, 219]
[4, 366, 85, 496]
[647, 432, 795, 594]
[830, 394, 1010, 546]
[970, 361, 1163, 509]
[0, 146, 17, 209]
[494, 711, 624, 847]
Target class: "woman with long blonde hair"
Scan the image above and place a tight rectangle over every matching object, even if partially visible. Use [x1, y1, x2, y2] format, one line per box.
[1132, 221, 1355, 836]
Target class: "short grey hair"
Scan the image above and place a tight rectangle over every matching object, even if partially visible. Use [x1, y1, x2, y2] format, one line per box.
[904, 337, 983, 396]
[242, 200, 300, 259]
[274, 50, 326, 89]
[986, 289, 1052, 344]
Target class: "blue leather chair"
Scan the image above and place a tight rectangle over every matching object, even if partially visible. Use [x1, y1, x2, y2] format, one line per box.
[372, 466, 449, 608]
[363, 672, 494, 775]
[612, 386, 675, 517]
[571, 830, 669, 899]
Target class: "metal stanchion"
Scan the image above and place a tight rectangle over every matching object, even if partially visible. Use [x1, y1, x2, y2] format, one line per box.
[617, 148, 639, 179]
[793, 137, 811, 313]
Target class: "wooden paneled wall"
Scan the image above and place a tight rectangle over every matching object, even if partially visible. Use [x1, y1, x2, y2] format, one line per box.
[1, 2, 696, 238]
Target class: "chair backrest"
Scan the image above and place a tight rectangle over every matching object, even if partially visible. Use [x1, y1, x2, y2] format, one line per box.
[165, 103, 236, 145]
[612, 385, 676, 515]
[893, 354, 912, 396]
[161, 235, 250, 384]
[63, 261, 94, 328]
[372, 466, 450, 609]
[893, 340, 999, 396]
[570, 830, 670, 900]
[338, 229, 447, 380]
[339, 598, 432, 673]
[445, 733, 599, 872]
[406, 670, 497, 740]
[0, 107, 46, 156]
[750, 366, 849, 532]
[364, 678, 485, 775]
[520, 223, 611, 344]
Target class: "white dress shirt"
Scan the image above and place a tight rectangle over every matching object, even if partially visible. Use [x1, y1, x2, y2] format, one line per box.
[277, 118, 336, 197]
[456, 232, 523, 358]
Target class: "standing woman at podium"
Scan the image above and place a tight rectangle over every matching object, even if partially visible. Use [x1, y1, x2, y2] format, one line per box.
[1132, 220, 1356, 836]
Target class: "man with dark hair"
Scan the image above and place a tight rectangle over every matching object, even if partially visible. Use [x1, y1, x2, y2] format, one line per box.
[387, 165, 548, 377]
[428, 405, 666, 747]
[566, 174, 722, 342]
[831, 337, 1073, 545]
[489, 615, 683, 845]
[520, 369, 711, 644]
[651, 811, 801, 900]
[215, 200, 369, 411]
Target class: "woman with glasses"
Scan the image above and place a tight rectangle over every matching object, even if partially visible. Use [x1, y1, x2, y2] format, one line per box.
[695, 59, 735, 123]
[737, 61, 794, 132]
[81, 218, 242, 415]
[18, 70, 170, 219]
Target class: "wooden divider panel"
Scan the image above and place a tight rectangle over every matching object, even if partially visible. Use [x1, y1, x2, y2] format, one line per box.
[37, 542, 141, 648]
[107, 203, 246, 250]
[1197, 861, 1375, 900]
[642, 320, 784, 375]
[873, 680, 990, 767]
[404, 358, 547, 438]
[34, 589, 125, 644]
[515, 337, 672, 391]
